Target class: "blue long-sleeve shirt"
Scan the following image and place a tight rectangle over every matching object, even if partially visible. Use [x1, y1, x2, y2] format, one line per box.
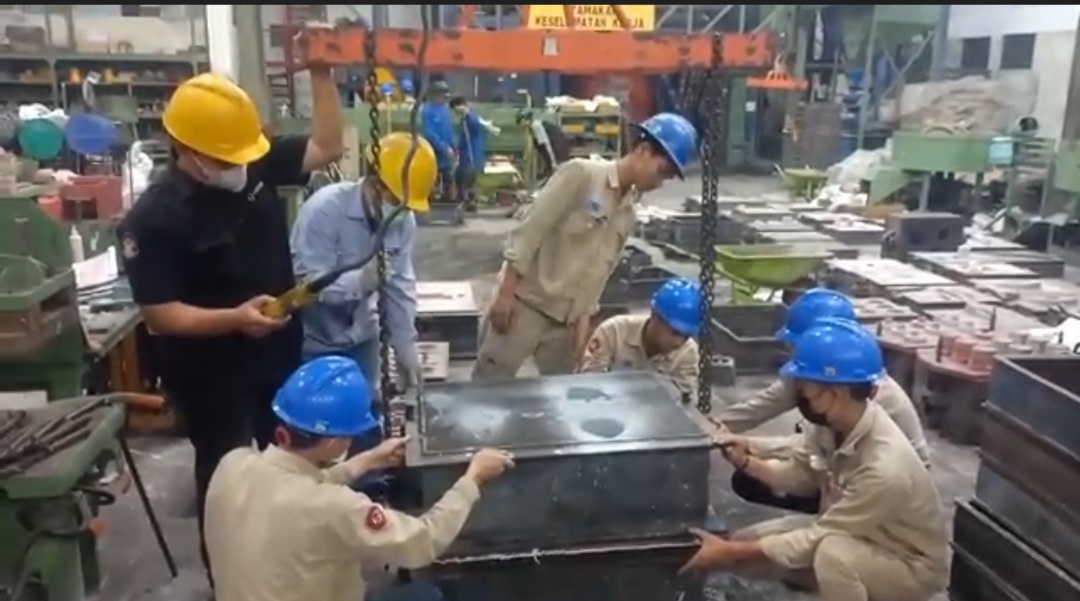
[421, 102, 455, 170]
[290, 180, 418, 360]
[456, 112, 487, 171]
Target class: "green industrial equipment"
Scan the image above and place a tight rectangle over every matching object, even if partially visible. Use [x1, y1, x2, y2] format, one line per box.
[0, 186, 83, 399]
[869, 131, 994, 209]
[715, 244, 830, 303]
[1, 396, 175, 601]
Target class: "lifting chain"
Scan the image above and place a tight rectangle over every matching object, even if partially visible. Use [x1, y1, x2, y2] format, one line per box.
[695, 34, 727, 416]
[363, 21, 395, 412]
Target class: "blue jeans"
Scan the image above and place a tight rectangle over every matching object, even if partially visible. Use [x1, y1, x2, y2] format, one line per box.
[367, 581, 444, 601]
[303, 341, 387, 498]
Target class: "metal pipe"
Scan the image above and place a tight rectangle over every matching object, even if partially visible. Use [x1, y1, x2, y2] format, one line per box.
[855, 13, 878, 151]
[929, 5, 950, 82]
[656, 5, 679, 29]
[701, 5, 735, 33]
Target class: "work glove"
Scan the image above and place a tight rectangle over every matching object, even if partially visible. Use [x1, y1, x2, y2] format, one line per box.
[396, 345, 424, 394]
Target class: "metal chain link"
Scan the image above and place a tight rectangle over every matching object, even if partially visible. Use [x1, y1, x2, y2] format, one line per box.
[696, 34, 726, 416]
[363, 23, 394, 407]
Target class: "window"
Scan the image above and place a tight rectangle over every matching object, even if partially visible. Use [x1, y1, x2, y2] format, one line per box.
[959, 36, 991, 71]
[1000, 33, 1035, 70]
[120, 5, 162, 17]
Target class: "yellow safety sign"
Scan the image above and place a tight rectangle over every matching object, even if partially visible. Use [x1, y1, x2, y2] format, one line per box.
[526, 5, 656, 31]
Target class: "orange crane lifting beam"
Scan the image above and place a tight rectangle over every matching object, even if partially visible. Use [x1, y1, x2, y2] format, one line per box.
[295, 26, 777, 75]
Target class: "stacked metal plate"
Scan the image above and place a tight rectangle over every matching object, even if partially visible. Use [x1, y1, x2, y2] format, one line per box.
[396, 372, 714, 601]
[950, 356, 1080, 601]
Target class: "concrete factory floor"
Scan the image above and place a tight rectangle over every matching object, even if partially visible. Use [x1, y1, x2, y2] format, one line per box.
[95, 174, 974, 601]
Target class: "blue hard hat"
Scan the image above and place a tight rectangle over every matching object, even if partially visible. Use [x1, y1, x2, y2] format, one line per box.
[634, 112, 697, 178]
[379, 82, 395, 95]
[780, 318, 884, 385]
[400, 79, 415, 94]
[776, 288, 856, 344]
[272, 356, 379, 438]
[651, 277, 703, 337]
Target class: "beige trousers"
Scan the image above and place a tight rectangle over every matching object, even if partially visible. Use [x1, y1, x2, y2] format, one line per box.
[472, 298, 576, 380]
[732, 516, 937, 601]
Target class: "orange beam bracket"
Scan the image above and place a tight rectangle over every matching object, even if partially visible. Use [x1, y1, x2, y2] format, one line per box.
[295, 25, 776, 74]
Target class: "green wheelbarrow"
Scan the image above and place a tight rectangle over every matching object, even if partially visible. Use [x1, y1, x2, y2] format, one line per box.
[715, 244, 830, 303]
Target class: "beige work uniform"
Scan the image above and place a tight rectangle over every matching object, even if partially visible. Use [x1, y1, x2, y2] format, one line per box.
[473, 159, 638, 380]
[733, 403, 950, 601]
[718, 375, 931, 467]
[578, 313, 699, 398]
[204, 446, 480, 601]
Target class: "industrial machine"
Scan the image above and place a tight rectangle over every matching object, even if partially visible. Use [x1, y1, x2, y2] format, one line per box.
[291, 7, 799, 598]
[869, 130, 995, 212]
[0, 396, 175, 601]
[0, 186, 83, 400]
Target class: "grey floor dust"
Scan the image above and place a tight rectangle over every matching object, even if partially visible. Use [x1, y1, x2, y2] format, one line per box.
[95, 174, 974, 601]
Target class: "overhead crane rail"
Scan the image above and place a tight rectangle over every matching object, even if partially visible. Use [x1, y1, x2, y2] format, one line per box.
[292, 5, 804, 86]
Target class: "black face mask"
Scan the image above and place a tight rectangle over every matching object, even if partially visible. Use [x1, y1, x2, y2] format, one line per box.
[796, 393, 830, 426]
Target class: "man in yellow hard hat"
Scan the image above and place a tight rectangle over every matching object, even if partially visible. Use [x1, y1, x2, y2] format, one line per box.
[116, 64, 345, 582]
[290, 132, 435, 495]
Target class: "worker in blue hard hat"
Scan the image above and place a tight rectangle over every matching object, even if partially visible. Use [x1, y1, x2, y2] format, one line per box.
[420, 80, 456, 200]
[684, 319, 949, 601]
[579, 277, 701, 400]
[204, 356, 515, 601]
[474, 112, 698, 380]
[714, 288, 929, 514]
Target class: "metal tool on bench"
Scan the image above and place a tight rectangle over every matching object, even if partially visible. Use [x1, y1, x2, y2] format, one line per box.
[0, 396, 176, 601]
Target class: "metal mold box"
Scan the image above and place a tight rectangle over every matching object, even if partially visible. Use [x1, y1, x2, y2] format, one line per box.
[974, 465, 1080, 581]
[415, 281, 480, 360]
[953, 500, 1080, 601]
[400, 372, 711, 557]
[428, 536, 706, 601]
[988, 356, 1080, 457]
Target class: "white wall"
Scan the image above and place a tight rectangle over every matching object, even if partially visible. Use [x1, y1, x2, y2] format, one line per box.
[945, 5, 1079, 138]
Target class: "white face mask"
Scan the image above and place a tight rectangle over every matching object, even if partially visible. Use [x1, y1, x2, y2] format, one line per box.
[213, 165, 248, 192]
[381, 200, 407, 224]
[195, 157, 248, 192]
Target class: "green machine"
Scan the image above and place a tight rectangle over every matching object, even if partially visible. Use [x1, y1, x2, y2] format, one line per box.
[869, 131, 995, 209]
[0, 186, 83, 400]
[0, 396, 175, 601]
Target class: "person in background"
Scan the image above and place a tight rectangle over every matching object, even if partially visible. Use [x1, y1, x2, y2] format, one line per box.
[449, 95, 501, 213]
[579, 277, 700, 401]
[420, 80, 455, 200]
[714, 288, 930, 515]
[472, 113, 697, 380]
[290, 132, 436, 496]
[400, 78, 417, 105]
[683, 319, 949, 601]
[117, 64, 344, 582]
[205, 355, 515, 601]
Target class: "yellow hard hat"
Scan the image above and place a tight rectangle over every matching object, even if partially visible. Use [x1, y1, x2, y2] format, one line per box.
[365, 133, 436, 213]
[163, 73, 269, 165]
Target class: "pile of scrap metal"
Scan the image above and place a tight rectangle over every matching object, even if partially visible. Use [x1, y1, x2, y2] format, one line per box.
[950, 356, 1080, 601]
[0, 400, 106, 478]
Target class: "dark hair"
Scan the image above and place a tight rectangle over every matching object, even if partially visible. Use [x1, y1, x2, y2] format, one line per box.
[847, 383, 875, 403]
[449, 96, 468, 109]
[277, 419, 323, 450]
